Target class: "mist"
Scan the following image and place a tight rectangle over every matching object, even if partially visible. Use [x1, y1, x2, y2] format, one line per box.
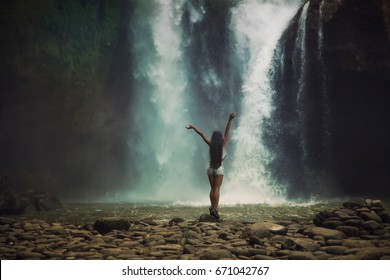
[117, 0, 302, 204]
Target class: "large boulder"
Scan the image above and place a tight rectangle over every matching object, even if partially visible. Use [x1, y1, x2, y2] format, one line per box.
[309, 227, 345, 240]
[94, 217, 131, 234]
[199, 214, 219, 223]
[243, 221, 288, 240]
[265, 0, 390, 198]
[1, 175, 64, 214]
[0, 175, 19, 214]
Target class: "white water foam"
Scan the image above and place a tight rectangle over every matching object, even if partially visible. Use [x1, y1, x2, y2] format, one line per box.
[294, 1, 310, 161]
[223, 0, 301, 205]
[125, 0, 302, 206]
[126, 0, 204, 203]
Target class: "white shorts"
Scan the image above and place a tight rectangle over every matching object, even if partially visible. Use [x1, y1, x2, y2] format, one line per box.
[207, 166, 224, 176]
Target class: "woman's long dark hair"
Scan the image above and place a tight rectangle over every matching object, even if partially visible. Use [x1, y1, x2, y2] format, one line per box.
[209, 131, 223, 169]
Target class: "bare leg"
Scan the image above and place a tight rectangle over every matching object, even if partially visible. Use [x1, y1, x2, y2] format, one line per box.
[208, 175, 223, 210]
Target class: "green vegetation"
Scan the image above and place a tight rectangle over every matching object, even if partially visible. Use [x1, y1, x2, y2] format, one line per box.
[0, 0, 122, 128]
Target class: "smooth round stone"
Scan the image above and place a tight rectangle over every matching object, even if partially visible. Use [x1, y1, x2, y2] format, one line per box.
[322, 220, 343, 229]
[169, 218, 184, 225]
[338, 208, 357, 216]
[199, 249, 233, 260]
[93, 217, 130, 234]
[343, 201, 363, 209]
[356, 207, 371, 214]
[326, 239, 342, 246]
[362, 220, 384, 231]
[356, 248, 385, 260]
[243, 222, 271, 239]
[218, 232, 229, 240]
[231, 248, 251, 257]
[371, 200, 383, 208]
[328, 254, 357, 260]
[287, 251, 316, 260]
[248, 236, 264, 246]
[269, 235, 286, 244]
[183, 230, 201, 239]
[310, 227, 345, 240]
[253, 255, 275, 260]
[263, 222, 288, 235]
[336, 226, 360, 237]
[322, 246, 348, 255]
[293, 238, 321, 252]
[364, 199, 373, 206]
[183, 244, 197, 254]
[361, 235, 380, 240]
[17, 251, 43, 259]
[344, 218, 362, 227]
[342, 239, 375, 248]
[359, 211, 382, 223]
[333, 210, 351, 220]
[199, 214, 219, 223]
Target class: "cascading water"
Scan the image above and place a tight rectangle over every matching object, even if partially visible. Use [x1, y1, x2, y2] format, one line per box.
[266, 0, 338, 198]
[125, 0, 302, 204]
[318, 0, 331, 161]
[126, 0, 202, 202]
[223, 0, 301, 204]
[294, 1, 310, 164]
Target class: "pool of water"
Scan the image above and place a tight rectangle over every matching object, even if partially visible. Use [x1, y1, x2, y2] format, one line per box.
[11, 198, 390, 226]
[10, 201, 342, 225]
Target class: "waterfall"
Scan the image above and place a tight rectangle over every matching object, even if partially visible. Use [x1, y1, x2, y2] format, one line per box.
[124, 0, 301, 204]
[266, 0, 336, 198]
[318, 0, 324, 58]
[126, 0, 202, 202]
[222, 0, 300, 204]
[318, 0, 331, 161]
[294, 1, 310, 163]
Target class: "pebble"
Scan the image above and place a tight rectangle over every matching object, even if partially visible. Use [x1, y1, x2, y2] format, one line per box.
[262, 222, 288, 235]
[322, 245, 348, 255]
[285, 237, 321, 252]
[1, 198, 389, 260]
[344, 218, 362, 227]
[287, 251, 316, 260]
[199, 214, 219, 223]
[199, 249, 233, 260]
[360, 212, 382, 223]
[341, 239, 375, 248]
[333, 210, 351, 220]
[356, 248, 386, 260]
[93, 217, 130, 234]
[310, 227, 345, 240]
[243, 222, 271, 239]
[248, 236, 264, 246]
[322, 220, 343, 229]
[336, 226, 360, 237]
[362, 220, 383, 231]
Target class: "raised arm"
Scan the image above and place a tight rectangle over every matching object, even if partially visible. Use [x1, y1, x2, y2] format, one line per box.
[186, 124, 211, 146]
[223, 112, 236, 146]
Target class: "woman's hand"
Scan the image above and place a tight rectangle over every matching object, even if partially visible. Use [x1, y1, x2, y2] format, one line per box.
[185, 124, 193, 129]
[229, 112, 236, 120]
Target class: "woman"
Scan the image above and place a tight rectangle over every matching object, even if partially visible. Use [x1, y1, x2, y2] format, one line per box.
[186, 112, 236, 219]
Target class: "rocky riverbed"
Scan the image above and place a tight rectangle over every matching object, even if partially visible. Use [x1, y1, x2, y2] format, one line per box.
[1, 199, 390, 260]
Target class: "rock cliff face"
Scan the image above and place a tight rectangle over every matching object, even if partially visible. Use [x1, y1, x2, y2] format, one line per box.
[266, 0, 390, 198]
[1, 0, 389, 200]
[0, 0, 130, 199]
